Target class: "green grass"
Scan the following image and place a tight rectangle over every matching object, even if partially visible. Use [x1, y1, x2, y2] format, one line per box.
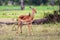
[0, 5, 59, 19]
[0, 5, 59, 10]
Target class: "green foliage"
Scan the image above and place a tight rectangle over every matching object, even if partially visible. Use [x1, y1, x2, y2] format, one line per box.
[0, 0, 59, 5]
[30, 0, 42, 5]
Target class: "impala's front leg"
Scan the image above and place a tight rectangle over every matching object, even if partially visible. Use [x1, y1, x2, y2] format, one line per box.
[28, 23, 33, 35]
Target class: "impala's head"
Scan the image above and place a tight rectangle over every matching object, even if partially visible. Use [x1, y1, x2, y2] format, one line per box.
[30, 6, 37, 13]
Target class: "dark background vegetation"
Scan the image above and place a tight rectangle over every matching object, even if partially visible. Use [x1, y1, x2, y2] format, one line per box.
[0, 0, 59, 6]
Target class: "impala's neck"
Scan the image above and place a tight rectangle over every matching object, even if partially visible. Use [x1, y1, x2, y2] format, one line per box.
[29, 7, 36, 19]
[31, 10, 35, 18]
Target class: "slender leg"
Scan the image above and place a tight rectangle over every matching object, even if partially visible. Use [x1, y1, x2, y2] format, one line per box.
[20, 23, 23, 34]
[16, 21, 23, 34]
[16, 22, 20, 34]
[28, 23, 33, 35]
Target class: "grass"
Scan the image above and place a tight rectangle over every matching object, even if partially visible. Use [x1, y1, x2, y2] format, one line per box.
[0, 23, 60, 40]
[0, 5, 59, 19]
[0, 5, 59, 10]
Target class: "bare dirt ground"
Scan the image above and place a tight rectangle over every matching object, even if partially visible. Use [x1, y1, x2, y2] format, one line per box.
[0, 18, 16, 22]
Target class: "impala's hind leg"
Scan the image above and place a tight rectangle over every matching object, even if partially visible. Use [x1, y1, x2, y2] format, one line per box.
[16, 22, 20, 34]
[16, 21, 23, 34]
[20, 22, 23, 34]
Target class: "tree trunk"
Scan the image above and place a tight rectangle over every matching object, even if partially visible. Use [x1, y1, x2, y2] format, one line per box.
[20, 0, 25, 10]
[0, 0, 2, 6]
[50, 0, 54, 5]
[8, 1, 13, 6]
